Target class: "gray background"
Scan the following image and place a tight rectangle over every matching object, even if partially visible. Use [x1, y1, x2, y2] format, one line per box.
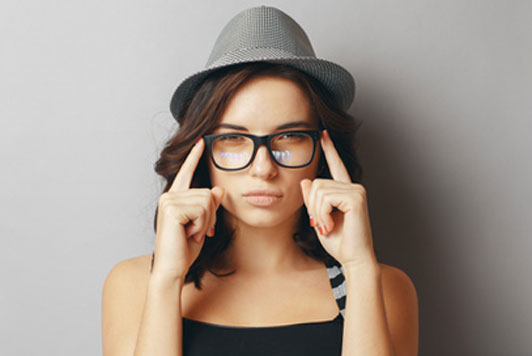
[1, 0, 530, 355]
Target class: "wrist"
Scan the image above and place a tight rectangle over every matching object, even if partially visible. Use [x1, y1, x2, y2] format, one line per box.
[341, 255, 380, 277]
[149, 272, 185, 290]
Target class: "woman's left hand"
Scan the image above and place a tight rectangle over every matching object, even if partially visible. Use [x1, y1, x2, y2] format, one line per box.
[300, 129, 377, 269]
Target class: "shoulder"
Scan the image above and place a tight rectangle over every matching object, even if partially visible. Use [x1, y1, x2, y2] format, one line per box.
[102, 254, 153, 298]
[101, 254, 152, 355]
[102, 253, 153, 306]
[379, 263, 416, 289]
[378, 262, 418, 312]
[103, 254, 152, 284]
[378, 263, 419, 356]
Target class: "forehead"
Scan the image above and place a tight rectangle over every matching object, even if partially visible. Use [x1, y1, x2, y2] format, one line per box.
[215, 75, 318, 132]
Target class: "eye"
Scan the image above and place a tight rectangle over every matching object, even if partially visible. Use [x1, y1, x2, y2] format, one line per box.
[278, 133, 307, 141]
[219, 135, 245, 142]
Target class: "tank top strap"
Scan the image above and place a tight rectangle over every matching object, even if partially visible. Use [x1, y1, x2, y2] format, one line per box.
[325, 258, 346, 319]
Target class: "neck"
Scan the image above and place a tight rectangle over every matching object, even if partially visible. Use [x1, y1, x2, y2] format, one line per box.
[221, 209, 313, 276]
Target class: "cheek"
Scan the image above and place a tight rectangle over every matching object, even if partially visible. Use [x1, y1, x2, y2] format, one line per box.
[306, 146, 322, 178]
[207, 161, 234, 207]
[286, 168, 317, 203]
[207, 159, 224, 186]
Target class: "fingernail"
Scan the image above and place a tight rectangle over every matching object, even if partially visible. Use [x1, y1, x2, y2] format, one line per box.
[309, 216, 315, 227]
[322, 225, 328, 235]
[195, 138, 201, 145]
[209, 227, 215, 236]
[318, 225, 323, 235]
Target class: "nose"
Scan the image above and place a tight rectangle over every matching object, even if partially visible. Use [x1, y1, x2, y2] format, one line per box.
[248, 144, 278, 179]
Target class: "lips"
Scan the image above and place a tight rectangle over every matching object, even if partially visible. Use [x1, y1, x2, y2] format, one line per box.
[243, 195, 282, 207]
[242, 189, 283, 207]
[242, 189, 283, 197]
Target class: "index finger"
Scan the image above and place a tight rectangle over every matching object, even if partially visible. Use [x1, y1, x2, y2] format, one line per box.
[320, 130, 351, 183]
[170, 137, 205, 192]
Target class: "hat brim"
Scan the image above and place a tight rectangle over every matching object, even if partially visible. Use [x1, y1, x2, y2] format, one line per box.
[169, 50, 355, 120]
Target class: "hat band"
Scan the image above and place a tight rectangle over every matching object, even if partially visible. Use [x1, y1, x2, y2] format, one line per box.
[207, 47, 316, 69]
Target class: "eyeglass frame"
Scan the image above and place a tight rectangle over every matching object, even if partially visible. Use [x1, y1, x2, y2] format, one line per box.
[203, 129, 321, 171]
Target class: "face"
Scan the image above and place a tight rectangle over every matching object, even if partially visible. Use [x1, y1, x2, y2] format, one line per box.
[207, 75, 322, 229]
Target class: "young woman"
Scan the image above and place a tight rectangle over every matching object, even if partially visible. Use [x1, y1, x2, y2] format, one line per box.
[102, 6, 418, 356]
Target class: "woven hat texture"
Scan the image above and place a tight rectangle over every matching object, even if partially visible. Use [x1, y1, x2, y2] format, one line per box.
[169, 5, 355, 120]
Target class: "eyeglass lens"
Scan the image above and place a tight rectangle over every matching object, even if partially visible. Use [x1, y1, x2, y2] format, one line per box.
[211, 132, 314, 169]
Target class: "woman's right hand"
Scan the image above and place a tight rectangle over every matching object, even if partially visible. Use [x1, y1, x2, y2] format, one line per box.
[151, 137, 225, 280]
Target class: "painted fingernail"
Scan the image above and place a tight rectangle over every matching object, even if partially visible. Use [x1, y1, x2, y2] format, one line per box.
[195, 138, 202, 145]
[209, 227, 215, 236]
[309, 216, 315, 227]
[318, 225, 323, 235]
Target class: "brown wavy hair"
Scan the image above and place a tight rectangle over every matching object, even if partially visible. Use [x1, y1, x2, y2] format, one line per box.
[151, 61, 363, 289]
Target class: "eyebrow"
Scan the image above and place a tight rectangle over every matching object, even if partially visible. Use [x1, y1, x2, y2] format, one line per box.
[213, 121, 314, 131]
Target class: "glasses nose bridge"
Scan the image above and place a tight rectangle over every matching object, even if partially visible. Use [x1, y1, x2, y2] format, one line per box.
[254, 133, 271, 146]
[251, 134, 274, 161]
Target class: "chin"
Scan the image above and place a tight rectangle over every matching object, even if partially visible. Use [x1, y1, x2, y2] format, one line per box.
[238, 205, 301, 228]
[239, 210, 283, 225]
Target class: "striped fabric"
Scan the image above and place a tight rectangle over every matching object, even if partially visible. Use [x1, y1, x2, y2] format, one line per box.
[325, 259, 347, 319]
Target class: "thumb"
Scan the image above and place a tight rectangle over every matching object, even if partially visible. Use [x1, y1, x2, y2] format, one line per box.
[299, 179, 312, 207]
[211, 186, 225, 208]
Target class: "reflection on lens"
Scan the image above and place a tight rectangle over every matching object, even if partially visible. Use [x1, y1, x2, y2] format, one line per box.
[271, 133, 313, 166]
[272, 150, 291, 163]
[213, 135, 253, 169]
[218, 152, 250, 160]
[217, 151, 250, 165]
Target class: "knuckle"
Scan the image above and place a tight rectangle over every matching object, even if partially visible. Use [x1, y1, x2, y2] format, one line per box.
[158, 192, 169, 204]
[161, 205, 178, 221]
[355, 184, 367, 197]
[198, 204, 208, 216]
[195, 214, 206, 226]
[314, 178, 325, 186]
[159, 191, 177, 205]
[316, 189, 325, 202]
[158, 198, 170, 211]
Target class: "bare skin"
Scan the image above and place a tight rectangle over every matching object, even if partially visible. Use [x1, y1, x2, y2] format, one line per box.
[112, 253, 396, 328]
[101, 250, 413, 354]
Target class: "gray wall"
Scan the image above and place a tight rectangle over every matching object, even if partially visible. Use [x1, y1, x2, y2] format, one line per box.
[1, 1, 530, 355]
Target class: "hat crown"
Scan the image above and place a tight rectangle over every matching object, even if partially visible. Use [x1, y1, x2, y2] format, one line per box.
[169, 5, 355, 120]
[206, 5, 316, 68]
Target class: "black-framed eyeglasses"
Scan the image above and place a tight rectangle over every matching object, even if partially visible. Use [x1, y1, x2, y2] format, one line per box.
[203, 130, 321, 171]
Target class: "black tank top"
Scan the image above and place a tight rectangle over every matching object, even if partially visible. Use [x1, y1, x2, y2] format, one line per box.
[182, 258, 347, 356]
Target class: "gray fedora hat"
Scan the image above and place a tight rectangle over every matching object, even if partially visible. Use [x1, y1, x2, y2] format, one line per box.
[169, 5, 355, 120]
